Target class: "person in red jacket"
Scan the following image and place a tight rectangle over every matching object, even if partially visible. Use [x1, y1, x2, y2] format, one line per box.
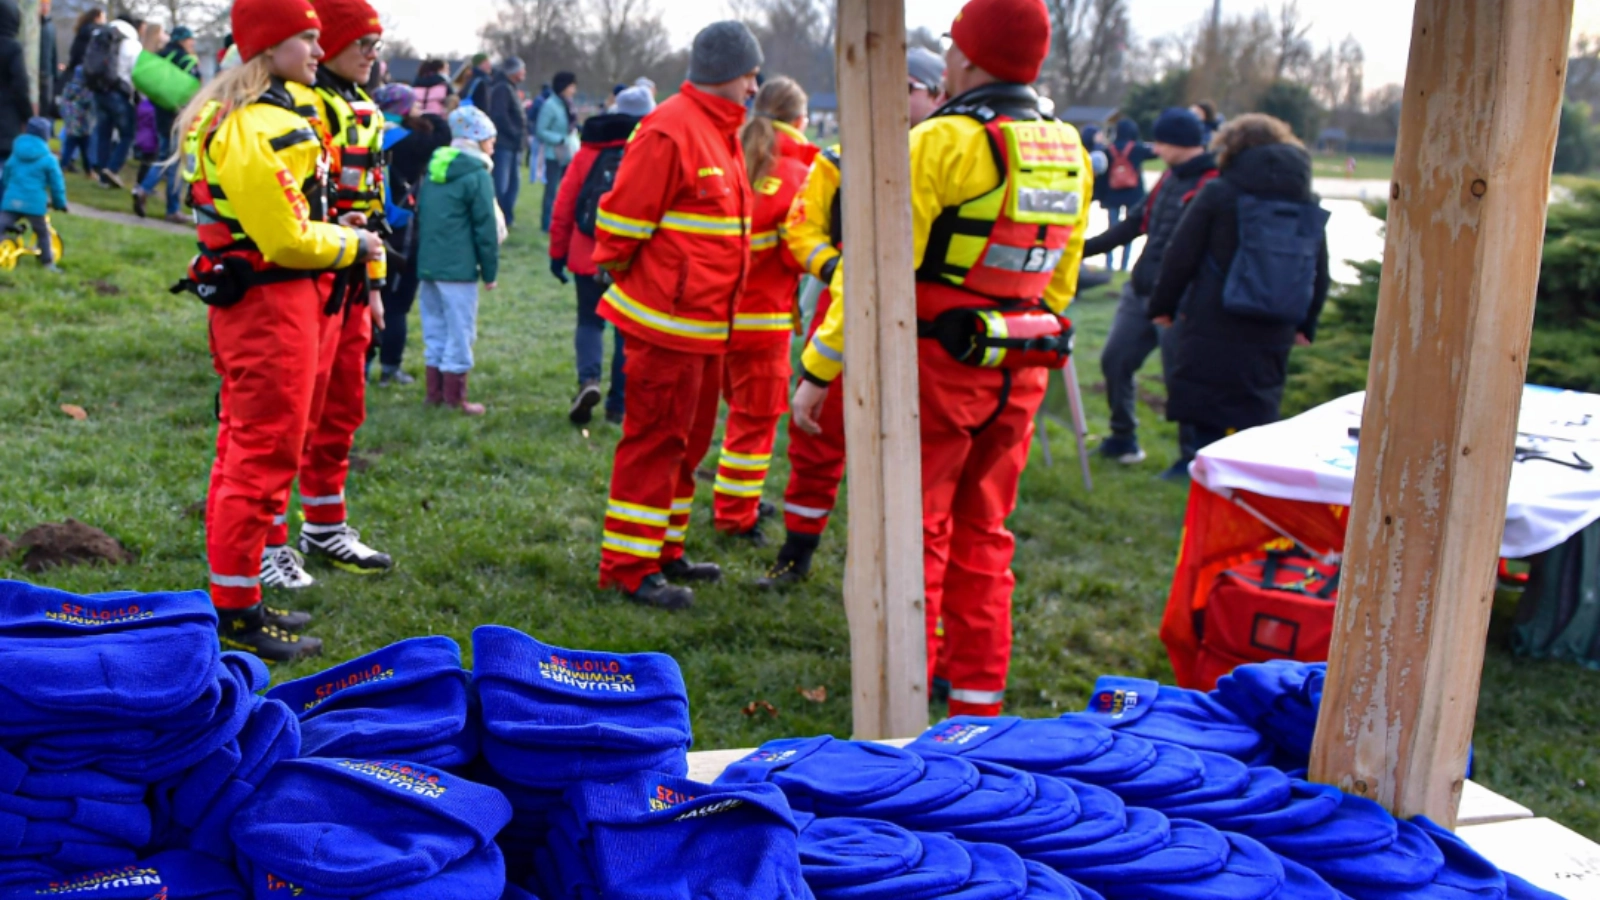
[549, 85, 655, 426]
[592, 21, 762, 610]
[711, 76, 815, 540]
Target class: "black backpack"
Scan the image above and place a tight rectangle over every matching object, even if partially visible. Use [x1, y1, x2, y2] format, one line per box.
[575, 146, 626, 238]
[82, 24, 124, 94]
[1220, 193, 1331, 325]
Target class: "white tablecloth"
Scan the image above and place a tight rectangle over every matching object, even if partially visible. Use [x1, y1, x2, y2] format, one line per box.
[1190, 386, 1600, 558]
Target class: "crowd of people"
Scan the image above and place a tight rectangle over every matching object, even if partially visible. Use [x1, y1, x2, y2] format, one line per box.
[0, 0, 1331, 720]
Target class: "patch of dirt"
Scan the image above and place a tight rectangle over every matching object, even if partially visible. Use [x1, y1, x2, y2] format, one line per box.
[92, 280, 122, 296]
[15, 520, 136, 573]
[350, 448, 384, 472]
[1087, 380, 1107, 394]
[1138, 388, 1168, 416]
[0, 534, 13, 559]
[181, 500, 207, 520]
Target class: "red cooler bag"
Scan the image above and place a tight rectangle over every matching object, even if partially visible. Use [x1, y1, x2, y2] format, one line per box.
[1194, 549, 1340, 687]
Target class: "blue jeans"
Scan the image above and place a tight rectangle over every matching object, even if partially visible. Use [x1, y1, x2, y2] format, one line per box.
[540, 156, 566, 233]
[137, 112, 180, 216]
[93, 90, 135, 176]
[492, 146, 520, 227]
[419, 280, 479, 374]
[60, 132, 94, 171]
[1105, 203, 1135, 271]
[574, 274, 625, 415]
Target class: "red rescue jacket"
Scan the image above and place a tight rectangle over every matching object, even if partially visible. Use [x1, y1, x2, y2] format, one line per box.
[730, 122, 816, 351]
[593, 83, 754, 354]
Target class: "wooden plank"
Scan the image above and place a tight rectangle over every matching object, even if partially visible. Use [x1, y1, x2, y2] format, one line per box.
[1455, 779, 1535, 827]
[1457, 818, 1600, 897]
[19, 0, 38, 112]
[1307, 0, 1575, 827]
[834, 0, 927, 740]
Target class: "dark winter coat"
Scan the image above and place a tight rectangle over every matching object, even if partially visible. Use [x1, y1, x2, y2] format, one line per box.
[1082, 150, 1218, 299]
[0, 0, 31, 161]
[1148, 142, 1330, 431]
[487, 71, 526, 152]
[549, 112, 640, 275]
[1098, 118, 1156, 209]
[66, 17, 95, 73]
[389, 112, 451, 205]
[36, 12, 54, 116]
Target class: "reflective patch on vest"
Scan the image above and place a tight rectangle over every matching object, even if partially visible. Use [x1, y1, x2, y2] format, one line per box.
[983, 245, 1064, 274]
[1015, 188, 1081, 217]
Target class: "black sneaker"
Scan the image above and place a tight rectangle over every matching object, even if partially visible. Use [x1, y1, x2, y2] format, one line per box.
[569, 381, 602, 425]
[217, 604, 322, 662]
[379, 368, 416, 386]
[730, 523, 767, 547]
[299, 523, 394, 574]
[627, 573, 693, 610]
[757, 500, 776, 522]
[264, 605, 313, 633]
[660, 557, 721, 583]
[131, 188, 147, 218]
[604, 408, 624, 425]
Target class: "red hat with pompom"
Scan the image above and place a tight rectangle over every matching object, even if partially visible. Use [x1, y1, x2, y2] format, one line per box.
[310, 0, 382, 61]
[949, 0, 1052, 85]
[232, 0, 322, 63]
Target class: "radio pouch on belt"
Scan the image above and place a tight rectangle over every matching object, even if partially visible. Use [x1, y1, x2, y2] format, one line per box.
[170, 251, 318, 308]
[919, 307, 1075, 370]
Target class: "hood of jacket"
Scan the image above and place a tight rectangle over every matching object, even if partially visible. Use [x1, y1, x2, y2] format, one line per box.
[1222, 142, 1313, 200]
[413, 72, 448, 89]
[1114, 118, 1141, 144]
[0, 0, 18, 39]
[429, 144, 491, 184]
[9, 133, 47, 162]
[580, 112, 639, 145]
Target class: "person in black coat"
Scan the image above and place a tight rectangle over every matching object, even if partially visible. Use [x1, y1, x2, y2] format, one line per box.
[0, 0, 33, 163]
[1147, 113, 1330, 480]
[36, 0, 55, 118]
[486, 55, 528, 227]
[64, 6, 101, 74]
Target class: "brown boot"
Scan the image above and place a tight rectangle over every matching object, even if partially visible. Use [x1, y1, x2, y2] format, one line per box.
[442, 372, 486, 416]
[425, 367, 444, 406]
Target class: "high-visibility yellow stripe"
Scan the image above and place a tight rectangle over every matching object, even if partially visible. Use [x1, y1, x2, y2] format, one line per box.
[602, 530, 663, 558]
[603, 285, 730, 341]
[665, 527, 687, 542]
[671, 497, 694, 513]
[596, 210, 657, 239]
[715, 476, 766, 498]
[606, 500, 671, 527]
[719, 449, 772, 469]
[734, 313, 793, 332]
[750, 230, 779, 250]
[658, 210, 750, 237]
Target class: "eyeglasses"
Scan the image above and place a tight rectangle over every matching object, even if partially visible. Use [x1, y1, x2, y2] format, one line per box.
[356, 36, 383, 56]
[938, 33, 954, 54]
[909, 79, 943, 98]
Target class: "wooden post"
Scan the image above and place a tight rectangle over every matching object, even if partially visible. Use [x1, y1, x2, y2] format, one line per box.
[834, 0, 927, 740]
[1308, 0, 1574, 827]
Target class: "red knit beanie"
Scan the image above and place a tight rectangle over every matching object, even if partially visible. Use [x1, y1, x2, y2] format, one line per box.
[232, 0, 322, 63]
[949, 0, 1052, 85]
[310, 0, 382, 61]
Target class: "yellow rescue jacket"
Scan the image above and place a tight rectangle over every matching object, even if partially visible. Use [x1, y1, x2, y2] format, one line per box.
[781, 145, 841, 283]
[801, 89, 1090, 383]
[184, 79, 361, 272]
[314, 73, 387, 284]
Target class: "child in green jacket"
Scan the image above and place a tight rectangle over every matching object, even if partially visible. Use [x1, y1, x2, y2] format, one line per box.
[416, 105, 504, 415]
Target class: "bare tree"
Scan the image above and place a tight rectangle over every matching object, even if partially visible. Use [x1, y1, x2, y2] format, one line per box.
[582, 0, 674, 90]
[1273, 1, 1313, 80]
[480, 0, 583, 83]
[1335, 35, 1364, 110]
[1042, 0, 1129, 106]
[734, 0, 835, 95]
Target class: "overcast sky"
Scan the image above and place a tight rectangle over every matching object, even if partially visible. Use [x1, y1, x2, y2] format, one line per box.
[385, 0, 1600, 93]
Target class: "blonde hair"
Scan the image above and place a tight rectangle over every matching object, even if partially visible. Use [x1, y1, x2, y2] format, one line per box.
[1210, 113, 1302, 169]
[740, 77, 807, 187]
[172, 56, 275, 171]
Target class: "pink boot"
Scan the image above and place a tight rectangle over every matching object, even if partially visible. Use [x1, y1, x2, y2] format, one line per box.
[442, 372, 485, 416]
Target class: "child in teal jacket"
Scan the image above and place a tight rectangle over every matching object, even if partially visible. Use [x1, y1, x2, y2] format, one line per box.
[1, 119, 69, 272]
[415, 105, 503, 415]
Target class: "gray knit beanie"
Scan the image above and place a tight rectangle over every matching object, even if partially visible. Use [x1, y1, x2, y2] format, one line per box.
[687, 20, 764, 86]
[613, 86, 656, 118]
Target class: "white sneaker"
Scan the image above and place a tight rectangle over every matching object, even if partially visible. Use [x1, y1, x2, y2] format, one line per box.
[300, 523, 394, 574]
[260, 545, 316, 590]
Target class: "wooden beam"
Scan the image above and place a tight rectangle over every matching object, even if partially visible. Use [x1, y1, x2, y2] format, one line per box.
[834, 0, 927, 740]
[1308, 0, 1574, 826]
[19, 0, 38, 114]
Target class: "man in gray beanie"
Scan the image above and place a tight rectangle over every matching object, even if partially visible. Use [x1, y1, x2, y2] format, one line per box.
[586, 19, 764, 611]
[687, 20, 763, 101]
[488, 55, 530, 225]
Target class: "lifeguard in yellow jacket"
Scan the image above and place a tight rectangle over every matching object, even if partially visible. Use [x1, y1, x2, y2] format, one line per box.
[791, 0, 1090, 715]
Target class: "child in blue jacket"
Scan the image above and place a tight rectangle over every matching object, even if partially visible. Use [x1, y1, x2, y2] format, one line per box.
[1, 118, 69, 272]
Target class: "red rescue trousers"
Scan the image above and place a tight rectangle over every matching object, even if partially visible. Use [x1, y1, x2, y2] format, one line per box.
[600, 339, 723, 592]
[206, 277, 336, 610]
[919, 342, 1049, 717]
[781, 289, 847, 537]
[713, 344, 791, 533]
[267, 283, 371, 545]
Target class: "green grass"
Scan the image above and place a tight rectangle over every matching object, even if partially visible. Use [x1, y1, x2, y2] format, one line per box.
[2, 177, 1595, 838]
[1310, 153, 1394, 181]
